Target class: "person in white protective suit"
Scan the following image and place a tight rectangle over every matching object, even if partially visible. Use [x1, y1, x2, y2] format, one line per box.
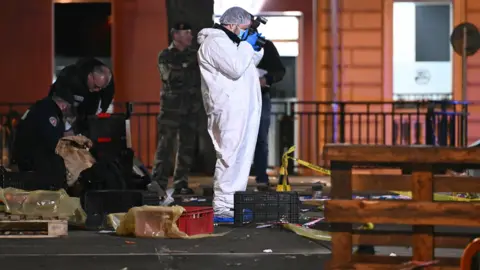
[197, 7, 265, 218]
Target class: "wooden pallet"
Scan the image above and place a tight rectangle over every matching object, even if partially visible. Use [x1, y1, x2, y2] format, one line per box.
[0, 213, 68, 238]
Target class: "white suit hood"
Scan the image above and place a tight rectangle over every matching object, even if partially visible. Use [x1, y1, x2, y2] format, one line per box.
[197, 28, 223, 45]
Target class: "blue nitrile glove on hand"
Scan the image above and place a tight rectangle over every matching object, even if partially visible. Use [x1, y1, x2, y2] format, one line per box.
[245, 32, 263, 52]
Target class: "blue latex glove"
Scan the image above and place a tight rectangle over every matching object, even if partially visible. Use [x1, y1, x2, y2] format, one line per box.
[245, 32, 261, 51]
[254, 34, 265, 51]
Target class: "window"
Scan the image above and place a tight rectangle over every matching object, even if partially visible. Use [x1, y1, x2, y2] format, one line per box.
[213, 15, 299, 57]
[393, 2, 452, 101]
[214, 0, 265, 15]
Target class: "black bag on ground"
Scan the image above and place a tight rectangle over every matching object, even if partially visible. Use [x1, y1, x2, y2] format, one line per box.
[79, 159, 127, 191]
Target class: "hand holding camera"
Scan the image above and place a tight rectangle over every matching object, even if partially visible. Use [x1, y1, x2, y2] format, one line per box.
[243, 16, 268, 51]
[245, 32, 265, 52]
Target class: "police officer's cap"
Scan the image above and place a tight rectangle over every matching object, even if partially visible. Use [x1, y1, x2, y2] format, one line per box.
[171, 22, 192, 32]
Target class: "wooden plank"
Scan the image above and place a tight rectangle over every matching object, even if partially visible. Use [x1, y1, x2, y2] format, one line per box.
[323, 144, 480, 165]
[411, 166, 434, 262]
[0, 220, 67, 238]
[352, 231, 471, 249]
[351, 174, 480, 193]
[434, 176, 480, 193]
[324, 200, 480, 227]
[352, 254, 459, 267]
[353, 263, 459, 270]
[352, 174, 410, 192]
[330, 161, 353, 269]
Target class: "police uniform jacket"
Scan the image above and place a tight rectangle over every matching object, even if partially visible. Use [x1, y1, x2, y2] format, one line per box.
[49, 58, 115, 134]
[13, 97, 65, 170]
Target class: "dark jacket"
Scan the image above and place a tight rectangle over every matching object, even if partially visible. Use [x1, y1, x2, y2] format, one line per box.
[12, 97, 68, 189]
[257, 40, 286, 93]
[49, 58, 115, 134]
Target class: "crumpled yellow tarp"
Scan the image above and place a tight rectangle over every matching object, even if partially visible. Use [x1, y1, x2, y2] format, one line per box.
[0, 187, 86, 225]
[55, 135, 95, 187]
[111, 205, 226, 239]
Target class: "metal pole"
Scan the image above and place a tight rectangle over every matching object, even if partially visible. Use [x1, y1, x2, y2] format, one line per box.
[330, 0, 339, 141]
[462, 25, 467, 102]
[461, 25, 468, 146]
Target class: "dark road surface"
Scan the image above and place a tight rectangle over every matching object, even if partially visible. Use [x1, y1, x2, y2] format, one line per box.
[0, 228, 331, 270]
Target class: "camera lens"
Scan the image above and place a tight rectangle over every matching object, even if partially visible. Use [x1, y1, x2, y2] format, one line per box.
[256, 36, 266, 47]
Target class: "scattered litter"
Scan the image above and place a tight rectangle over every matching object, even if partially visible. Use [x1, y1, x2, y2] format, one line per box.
[299, 196, 328, 202]
[302, 218, 325, 228]
[214, 216, 234, 224]
[182, 197, 207, 203]
[389, 252, 397, 256]
[263, 249, 273, 253]
[161, 189, 175, 206]
[399, 260, 439, 270]
[256, 224, 273, 229]
[283, 223, 331, 241]
[98, 230, 114, 234]
[300, 208, 310, 212]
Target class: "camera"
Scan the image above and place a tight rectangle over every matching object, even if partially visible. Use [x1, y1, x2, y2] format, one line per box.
[248, 16, 268, 47]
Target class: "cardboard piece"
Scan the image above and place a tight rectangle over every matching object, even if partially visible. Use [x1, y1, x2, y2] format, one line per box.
[55, 136, 95, 187]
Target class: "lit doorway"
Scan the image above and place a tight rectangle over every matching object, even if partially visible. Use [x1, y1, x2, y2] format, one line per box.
[393, 1, 453, 101]
[54, 2, 112, 82]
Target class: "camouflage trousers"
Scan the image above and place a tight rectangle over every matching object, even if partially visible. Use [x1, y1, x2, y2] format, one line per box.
[152, 91, 203, 189]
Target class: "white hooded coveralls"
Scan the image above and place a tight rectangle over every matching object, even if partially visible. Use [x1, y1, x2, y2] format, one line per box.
[197, 27, 264, 215]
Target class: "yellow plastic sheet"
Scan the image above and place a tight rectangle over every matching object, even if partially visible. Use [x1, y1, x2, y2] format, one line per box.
[112, 205, 227, 239]
[282, 223, 331, 241]
[0, 188, 86, 225]
[282, 222, 374, 242]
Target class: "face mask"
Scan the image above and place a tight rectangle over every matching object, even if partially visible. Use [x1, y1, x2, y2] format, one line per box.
[238, 28, 247, 40]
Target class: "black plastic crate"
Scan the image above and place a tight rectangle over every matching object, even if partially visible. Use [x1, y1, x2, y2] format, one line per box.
[83, 190, 160, 229]
[234, 191, 300, 225]
[0, 167, 58, 191]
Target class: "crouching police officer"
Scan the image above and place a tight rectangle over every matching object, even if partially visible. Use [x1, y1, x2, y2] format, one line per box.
[12, 88, 76, 190]
[12, 89, 126, 193]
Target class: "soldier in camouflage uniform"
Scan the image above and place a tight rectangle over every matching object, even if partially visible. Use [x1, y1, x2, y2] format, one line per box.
[152, 22, 202, 196]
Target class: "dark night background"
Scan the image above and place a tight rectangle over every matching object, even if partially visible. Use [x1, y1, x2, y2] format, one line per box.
[54, 3, 112, 57]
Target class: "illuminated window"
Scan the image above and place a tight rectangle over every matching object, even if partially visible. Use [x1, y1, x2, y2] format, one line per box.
[256, 17, 299, 41]
[214, 0, 265, 15]
[273, 42, 298, 57]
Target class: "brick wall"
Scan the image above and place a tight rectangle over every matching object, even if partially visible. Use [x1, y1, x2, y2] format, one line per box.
[314, 0, 388, 157]
[466, 0, 480, 144]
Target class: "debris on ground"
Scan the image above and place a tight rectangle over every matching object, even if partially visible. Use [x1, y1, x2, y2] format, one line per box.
[282, 223, 331, 241]
[399, 260, 439, 270]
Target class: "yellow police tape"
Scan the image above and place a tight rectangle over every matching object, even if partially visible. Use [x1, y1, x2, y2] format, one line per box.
[278, 145, 480, 202]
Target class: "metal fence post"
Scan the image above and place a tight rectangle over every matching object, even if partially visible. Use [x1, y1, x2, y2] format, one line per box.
[425, 104, 436, 145]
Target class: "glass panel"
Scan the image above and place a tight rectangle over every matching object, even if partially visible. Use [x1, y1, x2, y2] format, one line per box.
[272, 41, 298, 57]
[392, 2, 452, 100]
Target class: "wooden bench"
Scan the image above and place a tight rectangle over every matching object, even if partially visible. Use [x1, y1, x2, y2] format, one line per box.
[323, 144, 480, 270]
